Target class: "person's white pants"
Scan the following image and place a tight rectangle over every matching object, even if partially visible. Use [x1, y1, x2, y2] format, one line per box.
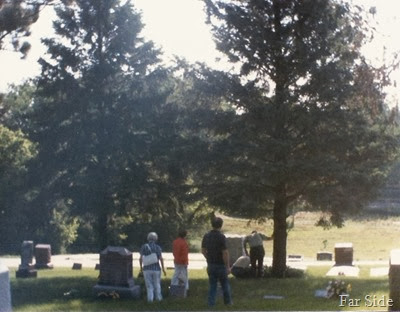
[143, 270, 162, 302]
[171, 264, 189, 290]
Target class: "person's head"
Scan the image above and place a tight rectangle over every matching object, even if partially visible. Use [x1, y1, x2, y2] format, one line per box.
[147, 232, 158, 242]
[211, 217, 223, 229]
[178, 229, 187, 238]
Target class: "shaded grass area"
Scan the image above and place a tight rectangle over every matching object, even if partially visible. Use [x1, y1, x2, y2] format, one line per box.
[10, 266, 390, 311]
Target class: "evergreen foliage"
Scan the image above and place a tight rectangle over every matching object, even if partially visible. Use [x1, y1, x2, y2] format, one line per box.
[22, 0, 205, 252]
[200, 0, 399, 277]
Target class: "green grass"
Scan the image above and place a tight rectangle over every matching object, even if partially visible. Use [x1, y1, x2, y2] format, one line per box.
[221, 212, 400, 260]
[9, 266, 391, 311]
[9, 212, 400, 311]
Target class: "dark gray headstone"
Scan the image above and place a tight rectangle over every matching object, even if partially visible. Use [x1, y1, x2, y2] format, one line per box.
[93, 246, 140, 299]
[334, 243, 353, 266]
[0, 261, 12, 312]
[72, 263, 82, 270]
[16, 241, 37, 278]
[317, 252, 333, 261]
[226, 235, 245, 266]
[35, 244, 54, 269]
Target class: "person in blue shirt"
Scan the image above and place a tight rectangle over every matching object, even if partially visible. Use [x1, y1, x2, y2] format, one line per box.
[139, 232, 166, 302]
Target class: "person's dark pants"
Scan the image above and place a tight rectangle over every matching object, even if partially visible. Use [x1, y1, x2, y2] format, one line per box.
[206, 263, 232, 306]
[250, 245, 265, 277]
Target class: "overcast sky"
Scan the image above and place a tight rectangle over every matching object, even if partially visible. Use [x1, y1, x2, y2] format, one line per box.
[1, 0, 400, 106]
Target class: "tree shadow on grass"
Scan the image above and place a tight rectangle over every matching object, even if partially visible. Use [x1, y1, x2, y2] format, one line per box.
[11, 275, 96, 308]
[9, 267, 391, 311]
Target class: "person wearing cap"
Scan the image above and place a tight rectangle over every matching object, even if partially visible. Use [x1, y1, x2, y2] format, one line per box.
[139, 232, 167, 302]
[243, 230, 265, 278]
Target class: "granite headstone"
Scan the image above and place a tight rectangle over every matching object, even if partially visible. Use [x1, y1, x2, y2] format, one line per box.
[16, 241, 37, 278]
[93, 246, 141, 299]
[0, 261, 12, 312]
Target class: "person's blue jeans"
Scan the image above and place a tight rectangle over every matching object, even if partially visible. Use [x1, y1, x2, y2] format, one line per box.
[207, 263, 232, 306]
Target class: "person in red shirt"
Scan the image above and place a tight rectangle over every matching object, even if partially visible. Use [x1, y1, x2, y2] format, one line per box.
[171, 229, 189, 294]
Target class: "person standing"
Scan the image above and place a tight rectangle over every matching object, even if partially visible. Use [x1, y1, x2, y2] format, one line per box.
[201, 217, 232, 307]
[139, 232, 167, 302]
[243, 230, 265, 278]
[171, 229, 189, 293]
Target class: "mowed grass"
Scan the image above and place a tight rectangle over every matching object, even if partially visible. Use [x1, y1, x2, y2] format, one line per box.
[9, 266, 391, 311]
[221, 212, 400, 261]
[8, 212, 400, 311]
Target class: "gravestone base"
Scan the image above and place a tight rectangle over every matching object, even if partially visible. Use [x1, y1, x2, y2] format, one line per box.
[16, 268, 37, 278]
[93, 281, 141, 299]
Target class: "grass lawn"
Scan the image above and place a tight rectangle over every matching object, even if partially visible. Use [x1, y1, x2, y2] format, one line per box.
[222, 212, 400, 261]
[10, 266, 391, 311]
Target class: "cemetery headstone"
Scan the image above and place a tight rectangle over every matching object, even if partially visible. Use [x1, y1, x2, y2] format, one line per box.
[35, 244, 54, 269]
[72, 263, 82, 270]
[93, 246, 141, 299]
[334, 243, 353, 266]
[0, 261, 12, 312]
[317, 252, 333, 261]
[389, 249, 400, 311]
[16, 241, 37, 278]
[225, 234, 245, 266]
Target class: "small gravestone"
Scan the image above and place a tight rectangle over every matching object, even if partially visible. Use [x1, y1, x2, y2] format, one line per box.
[288, 254, 303, 262]
[93, 246, 141, 299]
[334, 243, 353, 266]
[389, 249, 400, 311]
[317, 252, 333, 261]
[72, 263, 82, 270]
[16, 241, 37, 278]
[225, 235, 245, 267]
[0, 261, 12, 312]
[35, 244, 54, 269]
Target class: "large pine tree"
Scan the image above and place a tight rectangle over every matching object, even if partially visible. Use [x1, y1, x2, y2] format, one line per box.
[26, 0, 178, 250]
[199, 0, 399, 277]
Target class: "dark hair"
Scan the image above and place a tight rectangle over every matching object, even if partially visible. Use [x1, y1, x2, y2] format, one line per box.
[211, 217, 223, 229]
[178, 229, 187, 238]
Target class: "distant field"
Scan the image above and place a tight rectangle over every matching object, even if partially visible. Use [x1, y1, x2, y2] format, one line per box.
[219, 212, 400, 261]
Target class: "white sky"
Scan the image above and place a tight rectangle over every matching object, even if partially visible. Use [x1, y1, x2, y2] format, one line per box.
[1, 0, 400, 106]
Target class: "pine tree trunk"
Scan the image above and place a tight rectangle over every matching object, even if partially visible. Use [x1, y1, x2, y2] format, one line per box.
[271, 186, 288, 278]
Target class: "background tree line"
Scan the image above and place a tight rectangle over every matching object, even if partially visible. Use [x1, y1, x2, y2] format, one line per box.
[0, 0, 399, 277]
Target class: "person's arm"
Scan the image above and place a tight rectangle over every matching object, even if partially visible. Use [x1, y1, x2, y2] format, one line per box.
[222, 249, 231, 275]
[243, 237, 249, 256]
[201, 235, 208, 259]
[159, 255, 167, 276]
[201, 247, 208, 259]
[139, 255, 143, 272]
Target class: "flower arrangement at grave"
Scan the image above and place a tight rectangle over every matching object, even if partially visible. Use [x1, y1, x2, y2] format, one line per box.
[326, 280, 351, 299]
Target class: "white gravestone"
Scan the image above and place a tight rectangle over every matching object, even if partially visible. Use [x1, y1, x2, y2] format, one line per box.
[0, 261, 12, 312]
